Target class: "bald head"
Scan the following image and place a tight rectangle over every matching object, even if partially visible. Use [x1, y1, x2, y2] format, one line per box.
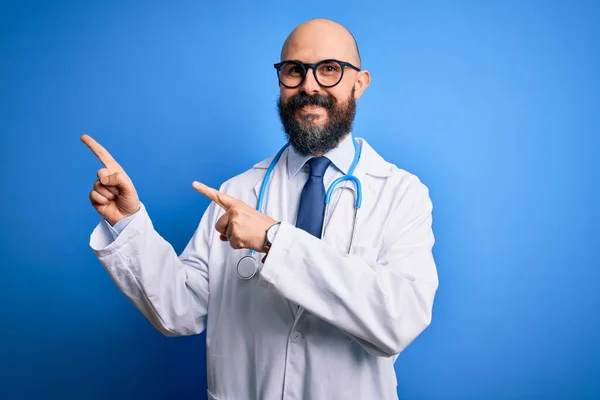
[280, 19, 361, 68]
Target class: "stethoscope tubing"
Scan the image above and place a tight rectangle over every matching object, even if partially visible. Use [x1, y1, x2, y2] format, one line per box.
[237, 138, 363, 280]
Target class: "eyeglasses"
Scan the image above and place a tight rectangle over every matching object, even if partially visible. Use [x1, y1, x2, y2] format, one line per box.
[273, 59, 361, 89]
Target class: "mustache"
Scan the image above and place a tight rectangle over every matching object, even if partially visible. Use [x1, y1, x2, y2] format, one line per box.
[285, 93, 335, 111]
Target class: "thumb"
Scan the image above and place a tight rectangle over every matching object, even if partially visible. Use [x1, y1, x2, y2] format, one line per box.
[100, 172, 126, 188]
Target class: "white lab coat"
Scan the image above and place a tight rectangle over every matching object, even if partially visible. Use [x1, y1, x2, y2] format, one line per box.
[90, 138, 438, 400]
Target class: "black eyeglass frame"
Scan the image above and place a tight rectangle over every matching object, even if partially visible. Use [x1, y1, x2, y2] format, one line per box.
[273, 59, 361, 88]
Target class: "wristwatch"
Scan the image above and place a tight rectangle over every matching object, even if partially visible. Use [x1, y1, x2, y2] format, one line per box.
[263, 222, 281, 253]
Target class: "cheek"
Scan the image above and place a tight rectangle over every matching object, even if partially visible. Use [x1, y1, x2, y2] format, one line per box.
[280, 87, 299, 104]
[326, 87, 350, 105]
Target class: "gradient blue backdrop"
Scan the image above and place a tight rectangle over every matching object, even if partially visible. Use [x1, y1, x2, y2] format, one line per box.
[1, 1, 598, 399]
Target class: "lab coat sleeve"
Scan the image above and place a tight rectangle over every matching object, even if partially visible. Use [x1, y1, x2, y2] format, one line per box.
[89, 201, 217, 337]
[259, 176, 438, 357]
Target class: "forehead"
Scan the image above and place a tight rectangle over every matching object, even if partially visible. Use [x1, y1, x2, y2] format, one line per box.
[282, 31, 355, 63]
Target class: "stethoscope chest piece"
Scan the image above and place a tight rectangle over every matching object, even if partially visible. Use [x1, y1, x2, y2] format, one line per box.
[237, 255, 259, 280]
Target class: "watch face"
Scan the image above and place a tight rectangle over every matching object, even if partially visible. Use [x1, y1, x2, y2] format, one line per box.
[267, 223, 279, 244]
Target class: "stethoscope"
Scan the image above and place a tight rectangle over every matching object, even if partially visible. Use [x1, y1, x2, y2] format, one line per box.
[236, 137, 363, 280]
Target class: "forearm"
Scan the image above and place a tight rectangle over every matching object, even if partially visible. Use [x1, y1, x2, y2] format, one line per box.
[90, 203, 212, 336]
[260, 219, 437, 357]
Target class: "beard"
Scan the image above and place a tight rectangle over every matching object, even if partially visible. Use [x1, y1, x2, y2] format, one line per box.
[277, 89, 356, 156]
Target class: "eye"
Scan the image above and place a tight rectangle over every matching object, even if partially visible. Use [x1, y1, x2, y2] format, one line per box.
[318, 62, 341, 76]
[280, 62, 304, 77]
[289, 66, 303, 75]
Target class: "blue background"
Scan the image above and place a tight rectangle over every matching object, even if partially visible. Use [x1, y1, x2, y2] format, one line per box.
[1, 0, 598, 399]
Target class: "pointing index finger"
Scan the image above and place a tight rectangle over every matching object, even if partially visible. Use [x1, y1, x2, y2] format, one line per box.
[81, 134, 123, 171]
[192, 181, 237, 210]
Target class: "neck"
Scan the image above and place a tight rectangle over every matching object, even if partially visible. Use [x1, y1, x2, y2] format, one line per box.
[312, 132, 350, 157]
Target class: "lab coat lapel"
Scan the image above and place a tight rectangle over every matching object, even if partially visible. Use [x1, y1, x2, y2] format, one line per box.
[320, 138, 389, 253]
[252, 149, 298, 317]
[252, 156, 273, 201]
[349, 139, 394, 246]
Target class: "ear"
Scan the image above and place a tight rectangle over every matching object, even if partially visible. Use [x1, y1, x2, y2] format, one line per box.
[352, 70, 371, 100]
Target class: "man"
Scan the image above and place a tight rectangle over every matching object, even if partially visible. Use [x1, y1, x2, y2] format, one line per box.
[83, 18, 438, 400]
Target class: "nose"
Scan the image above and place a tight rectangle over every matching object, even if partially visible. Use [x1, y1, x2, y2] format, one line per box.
[299, 67, 320, 95]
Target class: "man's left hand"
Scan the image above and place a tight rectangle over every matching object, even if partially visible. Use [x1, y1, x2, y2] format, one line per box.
[192, 181, 277, 252]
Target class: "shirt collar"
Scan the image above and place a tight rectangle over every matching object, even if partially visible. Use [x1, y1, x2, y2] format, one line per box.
[286, 133, 355, 179]
[252, 137, 394, 179]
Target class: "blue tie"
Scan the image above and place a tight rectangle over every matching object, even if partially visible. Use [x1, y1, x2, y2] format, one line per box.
[296, 156, 332, 238]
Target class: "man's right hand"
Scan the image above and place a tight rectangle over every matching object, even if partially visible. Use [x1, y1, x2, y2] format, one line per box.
[81, 134, 141, 225]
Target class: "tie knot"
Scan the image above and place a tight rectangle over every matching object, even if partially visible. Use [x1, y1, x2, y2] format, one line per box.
[308, 157, 331, 178]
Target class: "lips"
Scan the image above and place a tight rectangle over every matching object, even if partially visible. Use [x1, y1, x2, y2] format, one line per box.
[298, 105, 324, 112]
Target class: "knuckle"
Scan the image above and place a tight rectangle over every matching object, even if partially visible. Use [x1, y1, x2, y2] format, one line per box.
[90, 190, 103, 204]
[97, 168, 108, 178]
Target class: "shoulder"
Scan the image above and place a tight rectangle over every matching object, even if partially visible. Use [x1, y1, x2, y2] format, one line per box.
[359, 138, 429, 187]
[359, 138, 432, 206]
